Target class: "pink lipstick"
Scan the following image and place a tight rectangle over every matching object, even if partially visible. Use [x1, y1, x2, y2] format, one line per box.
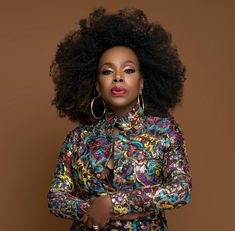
[111, 86, 127, 96]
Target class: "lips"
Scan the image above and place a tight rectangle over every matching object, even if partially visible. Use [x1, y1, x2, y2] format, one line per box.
[111, 86, 127, 95]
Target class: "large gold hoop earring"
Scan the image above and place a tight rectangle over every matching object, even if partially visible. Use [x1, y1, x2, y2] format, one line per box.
[91, 96, 106, 119]
[138, 94, 145, 112]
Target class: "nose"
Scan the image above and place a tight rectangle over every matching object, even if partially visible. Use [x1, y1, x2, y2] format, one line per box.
[113, 72, 124, 83]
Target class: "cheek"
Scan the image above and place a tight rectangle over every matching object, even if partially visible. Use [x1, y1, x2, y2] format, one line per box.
[96, 79, 110, 94]
[96, 81, 100, 93]
[128, 79, 142, 92]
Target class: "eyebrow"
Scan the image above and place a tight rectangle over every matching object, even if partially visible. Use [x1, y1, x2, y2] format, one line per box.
[99, 60, 136, 67]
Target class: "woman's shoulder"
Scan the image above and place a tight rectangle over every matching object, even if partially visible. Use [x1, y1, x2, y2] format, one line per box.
[145, 114, 184, 135]
[62, 125, 84, 142]
[64, 123, 94, 140]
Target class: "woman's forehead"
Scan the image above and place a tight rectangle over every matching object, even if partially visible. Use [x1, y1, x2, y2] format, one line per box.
[98, 46, 139, 66]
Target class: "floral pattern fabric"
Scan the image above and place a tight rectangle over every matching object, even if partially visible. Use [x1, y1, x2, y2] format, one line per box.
[48, 103, 192, 230]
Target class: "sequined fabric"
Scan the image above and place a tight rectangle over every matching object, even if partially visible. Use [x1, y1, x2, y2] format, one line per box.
[48, 103, 192, 230]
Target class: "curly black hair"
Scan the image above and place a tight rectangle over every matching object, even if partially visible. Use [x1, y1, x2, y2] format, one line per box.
[50, 7, 186, 125]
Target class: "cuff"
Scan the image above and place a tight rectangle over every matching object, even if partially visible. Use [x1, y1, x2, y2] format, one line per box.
[110, 192, 129, 216]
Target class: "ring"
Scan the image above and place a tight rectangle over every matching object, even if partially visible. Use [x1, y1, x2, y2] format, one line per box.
[92, 224, 99, 230]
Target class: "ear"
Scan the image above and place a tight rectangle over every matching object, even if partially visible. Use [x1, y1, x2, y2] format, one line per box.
[139, 77, 144, 94]
[95, 81, 100, 95]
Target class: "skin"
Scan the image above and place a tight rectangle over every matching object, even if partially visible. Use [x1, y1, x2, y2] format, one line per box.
[82, 46, 151, 229]
[96, 46, 144, 117]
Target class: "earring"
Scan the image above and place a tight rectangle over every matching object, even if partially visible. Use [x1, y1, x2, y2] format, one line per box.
[91, 96, 106, 119]
[137, 94, 145, 112]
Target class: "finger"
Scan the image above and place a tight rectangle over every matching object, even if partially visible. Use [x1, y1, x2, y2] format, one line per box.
[90, 196, 97, 203]
[82, 214, 88, 224]
[87, 219, 94, 229]
[99, 218, 110, 229]
[111, 214, 139, 220]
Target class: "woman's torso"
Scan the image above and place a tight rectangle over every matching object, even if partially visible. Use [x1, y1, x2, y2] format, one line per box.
[69, 107, 174, 230]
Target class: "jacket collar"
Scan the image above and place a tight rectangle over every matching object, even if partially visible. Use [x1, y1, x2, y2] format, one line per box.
[100, 101, 145, 133]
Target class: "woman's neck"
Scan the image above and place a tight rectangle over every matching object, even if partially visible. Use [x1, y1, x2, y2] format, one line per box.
[107, 102, 137, 117]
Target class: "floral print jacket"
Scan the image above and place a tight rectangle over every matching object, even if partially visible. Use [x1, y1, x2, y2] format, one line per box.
[48, 104, 192, 230]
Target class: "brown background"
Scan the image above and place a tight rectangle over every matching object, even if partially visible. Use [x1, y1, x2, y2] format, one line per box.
[1, 0, 234, 230]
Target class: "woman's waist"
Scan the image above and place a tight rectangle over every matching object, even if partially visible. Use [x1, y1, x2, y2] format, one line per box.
[70, 211, 167, 231]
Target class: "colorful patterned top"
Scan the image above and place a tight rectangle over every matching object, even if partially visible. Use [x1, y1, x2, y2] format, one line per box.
[48, 103, 192, 231]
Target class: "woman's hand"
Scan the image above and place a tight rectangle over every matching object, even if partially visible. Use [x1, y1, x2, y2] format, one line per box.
[83, 195, 113, 229]
[81, 195, 152, 229]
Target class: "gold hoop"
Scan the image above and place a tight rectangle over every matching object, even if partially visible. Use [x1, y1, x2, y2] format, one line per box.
[137, 94, 145, 112]
[91, 96, 106, 119]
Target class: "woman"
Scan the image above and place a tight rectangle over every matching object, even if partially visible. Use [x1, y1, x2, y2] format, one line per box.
[48, 7, 192, 231]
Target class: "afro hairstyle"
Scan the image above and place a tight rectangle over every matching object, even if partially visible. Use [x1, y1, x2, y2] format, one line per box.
[50, 7, 186, 125]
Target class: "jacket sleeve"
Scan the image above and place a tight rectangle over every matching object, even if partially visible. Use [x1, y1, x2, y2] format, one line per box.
[48, 128, 90, 221]
[110, 120, 192, 216]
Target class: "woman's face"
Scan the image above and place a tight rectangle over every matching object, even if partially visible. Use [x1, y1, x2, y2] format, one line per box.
[96, 46, 144, 116]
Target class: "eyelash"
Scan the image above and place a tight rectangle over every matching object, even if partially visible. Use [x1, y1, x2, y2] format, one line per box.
[101, 70, 112, 75]
[125, 69, 135, 74]
[101, 68, 135, 75]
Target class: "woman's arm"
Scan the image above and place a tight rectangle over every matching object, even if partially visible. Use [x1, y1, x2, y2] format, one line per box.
[110, 120, 192, 216]
[48, 129, 90, 221]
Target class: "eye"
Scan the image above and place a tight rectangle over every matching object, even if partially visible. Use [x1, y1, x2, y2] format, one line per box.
[124, 68, 135, 74]
[101, 69, 113, 75]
